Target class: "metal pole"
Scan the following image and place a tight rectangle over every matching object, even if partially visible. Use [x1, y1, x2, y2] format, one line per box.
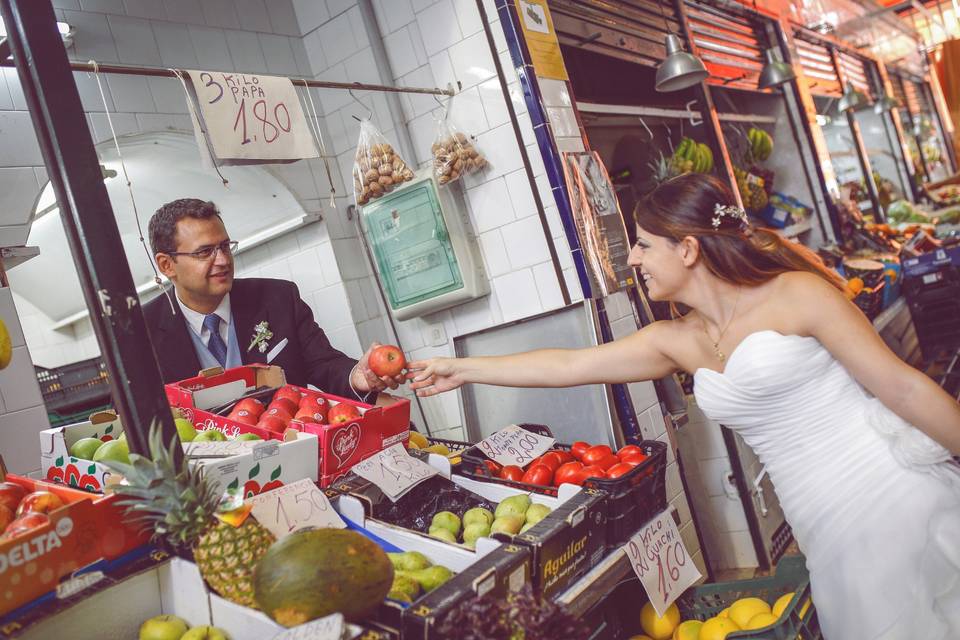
[0, 0, 176, 458]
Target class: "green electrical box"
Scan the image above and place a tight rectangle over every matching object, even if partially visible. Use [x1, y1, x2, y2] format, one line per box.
[360, 171, 488, 320]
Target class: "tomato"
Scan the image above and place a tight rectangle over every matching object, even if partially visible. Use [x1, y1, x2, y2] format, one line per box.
[620, 452, 648, 467]
[593, 454, 619, 471]
[483, 459, 502, 475]
[570, 441, 590, 460]
[554, 461, 584, 486]
[606, 462, 635, 479]
[537, 452, 563, 472]
[579, 465, 606, 481]
[550, 450, 576, 465]
[581, 445, 613, 466]
[617, 445, 644, 459]
[500, 465, 524, 482]
[522, 464, 554, 486]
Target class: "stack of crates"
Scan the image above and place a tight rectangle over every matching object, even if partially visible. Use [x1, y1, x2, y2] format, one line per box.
[901, 246, 960, 362]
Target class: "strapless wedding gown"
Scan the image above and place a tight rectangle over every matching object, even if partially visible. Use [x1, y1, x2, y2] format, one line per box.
[694, 331, 960, 640]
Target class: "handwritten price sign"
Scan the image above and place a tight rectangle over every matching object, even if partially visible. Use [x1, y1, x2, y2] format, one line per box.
[478, 425, 555, 468]
[624, 509, 701, 617]
[247, 478, 345, 540]
[351, 444, 438, 501]
[186, 70, 318, 162]
[272, 613, 344, 640]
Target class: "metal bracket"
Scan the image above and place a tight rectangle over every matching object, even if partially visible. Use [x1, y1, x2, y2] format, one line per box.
[752, 466, 770, 517]
[97, 289, 112, 317]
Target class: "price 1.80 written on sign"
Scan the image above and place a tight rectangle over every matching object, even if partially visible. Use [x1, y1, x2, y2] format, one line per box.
[351, 444, 438, 501]
[477, 424, 555, 468]
[246, 478, 345, 540]
[187, 70, 318, 161]
[624, 509, 701, 617]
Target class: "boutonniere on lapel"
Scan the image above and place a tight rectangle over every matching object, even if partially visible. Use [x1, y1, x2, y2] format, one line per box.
[248, 321, 274, 353]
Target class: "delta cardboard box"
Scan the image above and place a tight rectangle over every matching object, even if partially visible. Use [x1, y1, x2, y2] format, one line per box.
[334, 494, 531, 639]
[0, 474, 149, 617]
[0, 549, 390, 640]
[39, 411, 319, 498]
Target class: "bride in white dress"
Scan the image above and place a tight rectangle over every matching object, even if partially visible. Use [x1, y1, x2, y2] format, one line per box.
[406, 173, 960, 639]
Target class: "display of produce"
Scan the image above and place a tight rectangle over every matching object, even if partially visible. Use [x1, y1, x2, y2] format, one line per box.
[139, 616, 231, 640]
[670, 137, 714, 175]
[354, 120, 415, 206]
[431, 125, 488, 185]
[747, 127, 773, 162]
[387, 551, 455, 602]
[435, 585, 588, 640]
[0, 482, 56, 541]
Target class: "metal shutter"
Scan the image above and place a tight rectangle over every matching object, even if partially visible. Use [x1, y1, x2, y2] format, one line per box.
[684, 0, 765, 90]
[793, 36, 842, 97]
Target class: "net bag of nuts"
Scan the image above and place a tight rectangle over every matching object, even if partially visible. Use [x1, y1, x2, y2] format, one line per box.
[431, 117, 488, 185]
[353, 119, 415, 206]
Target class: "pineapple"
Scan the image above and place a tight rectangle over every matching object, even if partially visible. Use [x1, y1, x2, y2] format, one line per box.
[103, 424, 275, 608]
[648, 151, 677, 185]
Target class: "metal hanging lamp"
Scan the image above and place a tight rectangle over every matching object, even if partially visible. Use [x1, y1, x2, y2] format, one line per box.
[873, 93, 900, 114]
[654, 0, 708, 93]
[757, 49, 795, 90]
[837, 84, 869, 112]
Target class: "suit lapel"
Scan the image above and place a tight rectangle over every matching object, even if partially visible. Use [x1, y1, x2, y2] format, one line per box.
[154, 292, 202, 381]
[231, 280, 270, 365]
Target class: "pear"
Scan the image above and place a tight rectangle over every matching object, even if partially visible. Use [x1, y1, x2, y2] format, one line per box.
[388, 589, 415, 604]
[408, 565, 454, 592]
[490, 515, 524, 535]
[388, 551, 431, 571]
[429, 527, 458, 543]
[463, 522, 491, 548]
[520, 522, 535, 534]
[391, 574, 422, 600]
[495, 495, 531, 519]
[431, 511, 461, 536]
[463, 507, 494, 527]
[525, 503, 551, 526]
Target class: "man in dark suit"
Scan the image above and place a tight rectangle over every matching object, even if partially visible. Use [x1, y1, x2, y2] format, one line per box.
[142, 198, 403, 398]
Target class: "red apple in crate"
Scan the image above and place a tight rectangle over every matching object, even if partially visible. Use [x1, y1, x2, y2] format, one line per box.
[368, 344, 407, 377]
[232, 397, 265, 419]
[0, 481, 26, 513]
[299, 396, 329, 422]
[263, 405, 294, 424]
[0, 504, 13, 532]
[16, 491, 64, 517]
[229, 409, 259, 426]
[1, 512, 49, 541]
[274, 386, 303, 407]
[257, 415, 288, 434]
[327, 403, 362, 424]
[293, 409, 322, 424]
[269, 397, 298, 417]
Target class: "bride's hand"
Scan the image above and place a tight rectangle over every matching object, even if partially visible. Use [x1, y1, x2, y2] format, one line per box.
[406, 358, 463, 397]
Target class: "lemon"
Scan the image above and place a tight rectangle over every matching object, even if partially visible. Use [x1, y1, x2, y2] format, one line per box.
[772, 592, 795, 618]
[743, 612, 778, 629]
[408, 431, 428, 448]
[0, 319, 10, 370]
[639, 602, 680, 640]
[698, 616, 741, 640]
[718, 607, 730, 618]
[671, 620, 702, 640]
[729, 597, 771, 628]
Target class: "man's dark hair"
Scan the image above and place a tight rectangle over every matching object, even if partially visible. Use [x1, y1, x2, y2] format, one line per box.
[148, 198, 221, 255]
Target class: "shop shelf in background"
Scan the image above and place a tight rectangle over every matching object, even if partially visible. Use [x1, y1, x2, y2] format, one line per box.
[34, 357, 111, 414]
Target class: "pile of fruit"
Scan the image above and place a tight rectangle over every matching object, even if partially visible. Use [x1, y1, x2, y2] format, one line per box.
[0, 482, 63, 542]
[633, 593, 802, 640]
[483, 443, 649, 487]
[226, 387, 362, 434]
[747, 127, 773, 162]
[427, 495, 552, 547]
[354, 142, 415, 206]
[432, 131, 488, 185]
[733, 166, 768, 212]
[387, 551, 454, 603]
[139, 616, 229, 640]
[406, 431, 458, 458]
[670, 138, 714, 175]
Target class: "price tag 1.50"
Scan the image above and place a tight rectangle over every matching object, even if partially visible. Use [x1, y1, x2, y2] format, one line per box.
[351, 444, 438, 501]
[247, 478, 345, 540]
[272, 613, 345, 640]
[624, 509, 702, 617]
[477, 424, 555, 468]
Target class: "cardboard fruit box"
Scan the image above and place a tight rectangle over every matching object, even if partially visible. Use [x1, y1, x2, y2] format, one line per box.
[39, 412, 319, 498]
[164, 363, 286, 411]
[0, 548, 390, 640]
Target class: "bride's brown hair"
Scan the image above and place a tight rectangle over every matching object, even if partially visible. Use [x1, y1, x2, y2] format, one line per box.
[635, 173, 845, 291]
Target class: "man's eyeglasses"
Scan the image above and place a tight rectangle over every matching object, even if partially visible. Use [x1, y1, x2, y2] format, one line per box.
[166, 240, 239, 261]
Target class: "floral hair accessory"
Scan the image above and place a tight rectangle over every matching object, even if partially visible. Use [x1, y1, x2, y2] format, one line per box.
[712, 203, 749, 230]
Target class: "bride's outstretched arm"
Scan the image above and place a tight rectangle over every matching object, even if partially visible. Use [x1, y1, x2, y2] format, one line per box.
[785, 272, 960, 455]
[406, 320, 679, 397]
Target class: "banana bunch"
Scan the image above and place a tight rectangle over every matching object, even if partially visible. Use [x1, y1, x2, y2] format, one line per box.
[671, 137, 714, 174]
[748, 127, 773, 162]
[734, 166, 769, 211]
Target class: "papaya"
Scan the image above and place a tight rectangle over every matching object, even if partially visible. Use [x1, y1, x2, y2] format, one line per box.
[253, 529, 393, 626]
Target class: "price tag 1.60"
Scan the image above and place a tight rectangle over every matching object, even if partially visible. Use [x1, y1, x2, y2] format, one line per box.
[272, 613, 345, 640]
[477, 424, 555, 468]
[624, 509, 702, 617]
[247, 478, 345, 540]
[351, 444, 438, 501]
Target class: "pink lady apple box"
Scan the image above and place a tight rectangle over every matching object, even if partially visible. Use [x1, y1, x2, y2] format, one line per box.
[164, 363, 286, 412]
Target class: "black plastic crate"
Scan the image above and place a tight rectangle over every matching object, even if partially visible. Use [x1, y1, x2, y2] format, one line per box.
[459, 424, 668, 549]
[35, 357, 111, 413]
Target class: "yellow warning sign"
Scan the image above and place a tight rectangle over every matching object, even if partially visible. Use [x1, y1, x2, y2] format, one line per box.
[516, 0, 569, 81]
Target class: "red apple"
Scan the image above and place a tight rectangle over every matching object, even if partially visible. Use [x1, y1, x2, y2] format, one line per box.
[256, 415, 287, 433]
[368, 345, 407, 378]
[16, 491, 64, 517]
[229, 409, 259, 426]
[0, 482, 26, 513]
[327, 403, 362, 424]
[269, 397, 298, 417]
[263, 405, 294, 424]
[232, 397, 265, 419]
[299, 396, 329, 421]
[1, 512, 49, 541]
[0, 504, 13, 532]
[274, 386, 303, 407]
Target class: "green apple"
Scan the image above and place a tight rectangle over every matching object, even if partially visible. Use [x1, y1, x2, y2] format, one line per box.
[181, 626, 229, 640]
[525, 503, 551, 526]
[463, 507, 494, 527]
[69, 437, 104, 460]
[495, 495, 530, 519]
[490, 515, 523, 535]
[428, 527, 458, 543]
[430, 511, 461, 536]
[235, 433, 262, 441]
[175, 418, 197, 442]
[139, 614, 189, 640]
[93, 439, 130, 465]
[193, 429, 226, 442]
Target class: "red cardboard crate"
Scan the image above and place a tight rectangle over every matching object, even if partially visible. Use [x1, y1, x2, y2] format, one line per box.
[165, 364, 286, 411]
